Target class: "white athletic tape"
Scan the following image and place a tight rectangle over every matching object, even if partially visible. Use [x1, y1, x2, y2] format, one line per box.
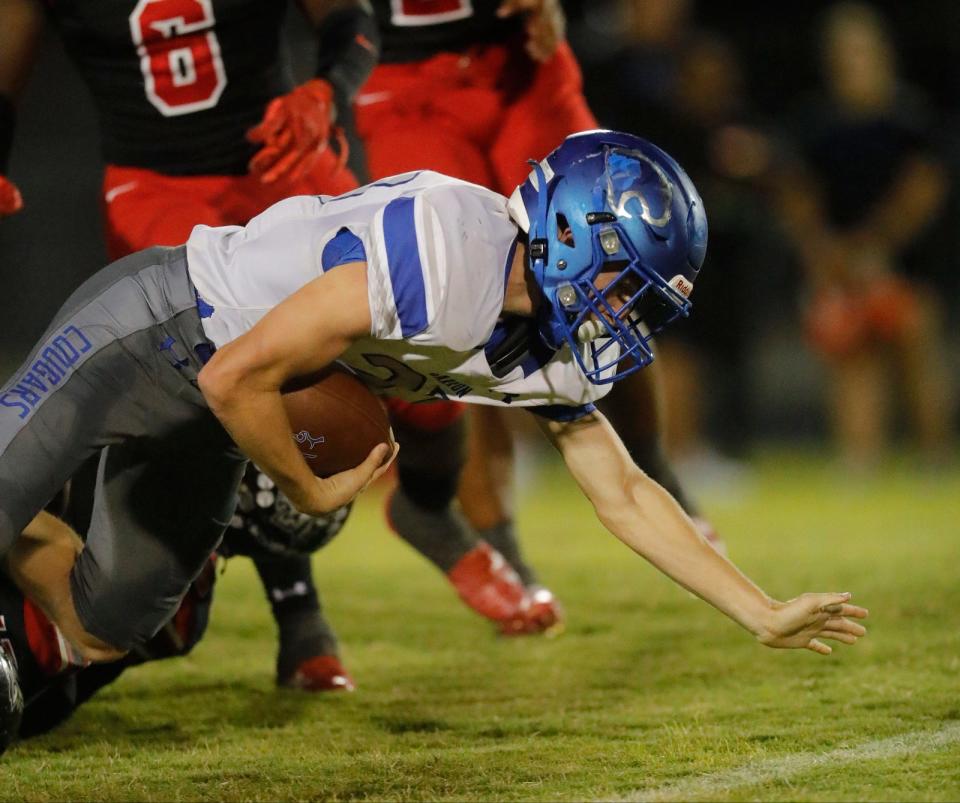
[616, 723, 960, 802]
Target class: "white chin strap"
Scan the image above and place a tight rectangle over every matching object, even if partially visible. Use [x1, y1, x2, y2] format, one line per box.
[576, 309, 645, 345]
[506, 186, 531, 233]
[576, 319, 605, 343]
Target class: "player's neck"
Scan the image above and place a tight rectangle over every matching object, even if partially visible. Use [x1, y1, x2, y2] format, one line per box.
[501, 238, 538, 318]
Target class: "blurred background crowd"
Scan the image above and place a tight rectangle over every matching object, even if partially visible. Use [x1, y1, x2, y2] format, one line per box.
[2, 0, 958, 482]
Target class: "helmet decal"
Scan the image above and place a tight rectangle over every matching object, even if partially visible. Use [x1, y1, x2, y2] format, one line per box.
[604, 149, 674, 228]
[668, 275, 694, 298]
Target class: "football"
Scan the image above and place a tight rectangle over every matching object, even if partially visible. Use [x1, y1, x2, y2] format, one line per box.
[282, 366, 393, 478]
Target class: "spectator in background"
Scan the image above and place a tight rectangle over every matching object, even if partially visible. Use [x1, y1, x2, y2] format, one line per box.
[577, 0, 692, 133]
[587, 1, 781, 478]
[775, 1, 954, 472]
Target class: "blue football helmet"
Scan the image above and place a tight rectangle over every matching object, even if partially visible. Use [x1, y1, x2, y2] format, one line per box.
[507, 130, 708, 384]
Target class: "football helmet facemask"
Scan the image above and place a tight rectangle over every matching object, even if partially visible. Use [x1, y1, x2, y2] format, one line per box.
[507, 130, 708, 384]
[0, 650, 23, 755]
[221, 465, 352, 559]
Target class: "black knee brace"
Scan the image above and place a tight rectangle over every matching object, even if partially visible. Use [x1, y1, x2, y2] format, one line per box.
[392, 417, 466, 512]
[396, 464, 458, 511]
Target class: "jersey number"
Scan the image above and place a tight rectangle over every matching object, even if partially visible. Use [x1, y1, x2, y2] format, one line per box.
[130, 0, 227, 117]
[353, 354, 427, 394]
[390, 0, 473, 26]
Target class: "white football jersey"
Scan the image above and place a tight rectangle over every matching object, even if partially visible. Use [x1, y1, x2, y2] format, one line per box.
[186, 171, 611, 419]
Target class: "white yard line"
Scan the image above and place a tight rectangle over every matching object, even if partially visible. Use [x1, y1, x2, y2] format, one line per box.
[619, 723, 960, 802]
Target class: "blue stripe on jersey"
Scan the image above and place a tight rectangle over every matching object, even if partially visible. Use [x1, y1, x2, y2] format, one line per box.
[321, 227, 367, 271]
[383, 197, 428, 337]
[530, 403, 596, 422]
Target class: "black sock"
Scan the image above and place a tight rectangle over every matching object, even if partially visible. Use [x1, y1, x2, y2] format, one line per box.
[388, 486, 476, 574]
[252, 553, 339, 674]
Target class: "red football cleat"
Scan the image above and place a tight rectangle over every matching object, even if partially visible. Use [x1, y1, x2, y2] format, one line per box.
[447, 543, 565, 636]
[279, 655, 355, 692]
[499, 585, 565, 637]
[447, 542, 527, 622]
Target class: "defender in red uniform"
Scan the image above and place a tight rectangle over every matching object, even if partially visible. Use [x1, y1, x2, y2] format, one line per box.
[354, 0, 725, 635]
[0, 0, 380, 692]
[0, 503, 352, 751]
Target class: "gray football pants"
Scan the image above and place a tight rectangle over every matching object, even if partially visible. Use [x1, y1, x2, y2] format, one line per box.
[0, 246, 245, 650]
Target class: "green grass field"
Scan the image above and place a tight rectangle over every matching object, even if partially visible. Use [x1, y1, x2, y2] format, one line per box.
[2, 450, 958, 801]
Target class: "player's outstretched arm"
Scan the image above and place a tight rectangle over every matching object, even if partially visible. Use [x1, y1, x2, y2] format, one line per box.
[536, 412, 868, 654]
[198, 262, 395, 516]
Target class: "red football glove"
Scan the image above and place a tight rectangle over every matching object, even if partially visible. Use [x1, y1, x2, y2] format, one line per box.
[246, 78, 347, 185]
[0, 175, 23, 217]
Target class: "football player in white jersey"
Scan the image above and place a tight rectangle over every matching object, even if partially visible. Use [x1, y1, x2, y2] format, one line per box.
[192, 131, 868, 657]
[1, 132, 867, 703]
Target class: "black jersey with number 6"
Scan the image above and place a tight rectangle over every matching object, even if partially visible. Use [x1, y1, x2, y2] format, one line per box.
[45, 0, 291, 175]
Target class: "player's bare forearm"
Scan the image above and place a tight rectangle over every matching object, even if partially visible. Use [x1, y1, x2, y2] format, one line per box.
[538, 413, 773, 632]
[198, 262, 375, 513]
[7, 512, 124, 662]
[537, 412, 868, 653]
[853, 154, 948, 254]
[200, 347, 319, 509]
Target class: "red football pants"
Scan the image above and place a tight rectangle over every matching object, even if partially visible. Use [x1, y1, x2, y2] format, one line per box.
[355, 40, 597, 196]
[101, 153, 358, 260]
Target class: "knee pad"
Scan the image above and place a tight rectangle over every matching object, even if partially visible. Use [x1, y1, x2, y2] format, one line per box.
[392, 416, 467, 511]
[397, 464, 458, 511]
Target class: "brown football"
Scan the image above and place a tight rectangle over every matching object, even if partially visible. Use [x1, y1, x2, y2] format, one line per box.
[282, 366, 393, 478]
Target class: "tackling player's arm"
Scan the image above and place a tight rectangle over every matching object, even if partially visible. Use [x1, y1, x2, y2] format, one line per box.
[0, 0, 44, 216]
[248, 0, 379, 183]
[198, 262, 394, 517]
[496, 0, 566, 63]
[536, 411, 869, 655]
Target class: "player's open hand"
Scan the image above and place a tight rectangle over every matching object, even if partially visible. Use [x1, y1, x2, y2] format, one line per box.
[497, 0, 565, 62]
[246, 78, 345, 185]
[757, 592, 868, 655]
[303, 441, 398, 516]
[0, 175, 24, 217]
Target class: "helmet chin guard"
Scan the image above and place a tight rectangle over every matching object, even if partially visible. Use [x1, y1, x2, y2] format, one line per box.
[510, 130, 707, 385]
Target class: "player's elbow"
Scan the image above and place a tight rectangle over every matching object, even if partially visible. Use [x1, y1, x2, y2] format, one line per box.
[197, 351, 245, 415]
[593, 470, 650, 534]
